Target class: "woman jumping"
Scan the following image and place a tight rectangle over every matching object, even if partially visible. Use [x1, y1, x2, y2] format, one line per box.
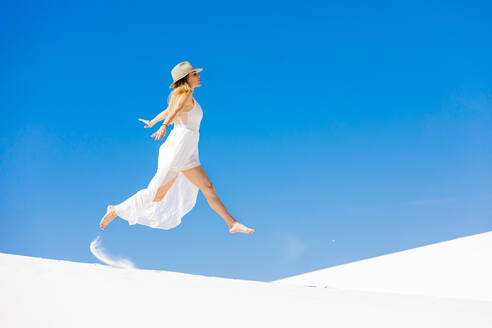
[99, 61, 255, 234]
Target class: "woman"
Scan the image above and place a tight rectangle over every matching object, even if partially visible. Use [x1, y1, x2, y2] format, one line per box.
[99, 61, 254, 234]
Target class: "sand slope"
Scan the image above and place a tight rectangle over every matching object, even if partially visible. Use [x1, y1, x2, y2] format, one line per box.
[0, 250, 491, 327]
[274, 230, 492, 302]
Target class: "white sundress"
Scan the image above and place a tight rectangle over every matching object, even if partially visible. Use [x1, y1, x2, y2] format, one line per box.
[114, 96, 203, 230]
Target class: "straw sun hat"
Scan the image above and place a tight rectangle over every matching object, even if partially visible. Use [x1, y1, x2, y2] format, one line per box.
[169, 61, 203, 88]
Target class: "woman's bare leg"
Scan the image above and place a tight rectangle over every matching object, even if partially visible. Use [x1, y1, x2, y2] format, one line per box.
[153, 174, 178, 202]
[181, 165, 254, 234]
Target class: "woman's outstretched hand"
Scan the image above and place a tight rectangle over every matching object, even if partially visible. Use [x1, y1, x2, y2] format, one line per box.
[138, 118, 155, 128]
[151, 125, 167, 141]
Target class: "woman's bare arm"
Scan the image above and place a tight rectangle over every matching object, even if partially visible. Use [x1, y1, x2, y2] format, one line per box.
[149, 107, 169, 125]
[138, 107, 169, 128]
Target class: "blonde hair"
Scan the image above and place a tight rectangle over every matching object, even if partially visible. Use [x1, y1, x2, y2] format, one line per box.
[166, 75, 193, 125]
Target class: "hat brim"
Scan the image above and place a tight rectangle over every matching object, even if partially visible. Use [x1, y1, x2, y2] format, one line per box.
[169, 68, 203, 88]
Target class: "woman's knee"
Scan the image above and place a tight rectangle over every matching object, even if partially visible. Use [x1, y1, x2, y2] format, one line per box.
[201, 181, 216, 195]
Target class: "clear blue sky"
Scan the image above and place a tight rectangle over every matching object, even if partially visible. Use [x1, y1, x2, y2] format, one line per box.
[1, 0, 491, 281]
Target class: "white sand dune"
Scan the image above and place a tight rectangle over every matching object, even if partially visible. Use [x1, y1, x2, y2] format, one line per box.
[1, 244, 491, 327]
[274, 230, 492, 302]
[1, 231, 492, 327]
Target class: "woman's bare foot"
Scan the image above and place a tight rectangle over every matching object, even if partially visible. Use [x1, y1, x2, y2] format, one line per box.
[229, 221, 255, 234]
[99, 205, 117, 230]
